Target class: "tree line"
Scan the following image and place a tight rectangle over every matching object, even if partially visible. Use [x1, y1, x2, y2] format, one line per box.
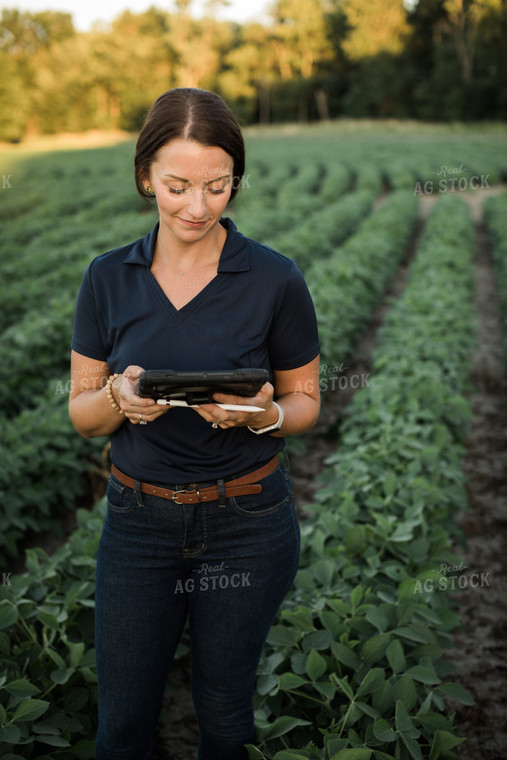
[1, 0, 506, 142]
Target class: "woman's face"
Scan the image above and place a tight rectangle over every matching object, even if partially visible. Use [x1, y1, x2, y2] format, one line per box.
[145, 138, 234, 246]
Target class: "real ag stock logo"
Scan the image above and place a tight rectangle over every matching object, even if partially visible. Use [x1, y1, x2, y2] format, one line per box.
[414, 164, 490, 196]
[413, 561, 491, 594]
[296, 362, 370, 395]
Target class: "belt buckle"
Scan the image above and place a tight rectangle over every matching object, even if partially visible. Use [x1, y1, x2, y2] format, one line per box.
[171, 489, 200, 504]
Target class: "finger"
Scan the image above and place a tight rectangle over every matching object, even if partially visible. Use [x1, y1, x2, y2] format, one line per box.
[213, 381, 274, 407]
[126, 407, 168, 424]
[194, 403, 225, 422]
[122, 365, 145, 380]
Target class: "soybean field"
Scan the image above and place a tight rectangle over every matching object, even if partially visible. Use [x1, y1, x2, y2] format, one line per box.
[0, 120, 506, 760]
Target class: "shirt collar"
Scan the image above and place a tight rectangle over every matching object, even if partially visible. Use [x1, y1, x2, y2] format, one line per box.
[123, 217, 251, 273]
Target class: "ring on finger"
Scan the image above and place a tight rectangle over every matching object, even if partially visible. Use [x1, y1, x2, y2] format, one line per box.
[211, 418, 221, 429]
[139, 413, 148, 426]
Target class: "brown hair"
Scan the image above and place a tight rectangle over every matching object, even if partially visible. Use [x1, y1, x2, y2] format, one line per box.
[134, 88, 245, 202]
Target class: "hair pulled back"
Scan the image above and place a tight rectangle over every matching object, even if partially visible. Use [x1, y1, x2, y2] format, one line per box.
[134, 88, 245, 203]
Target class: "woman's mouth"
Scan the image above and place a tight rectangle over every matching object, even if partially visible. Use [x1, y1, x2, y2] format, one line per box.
[179, 218, 207, 228]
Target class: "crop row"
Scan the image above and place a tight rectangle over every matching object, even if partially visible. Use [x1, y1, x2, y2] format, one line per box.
[483, 191, 507, 364]
[248, 195, 477, 759]
[306, 191, 418, 365]
[264, 190, 376, 272]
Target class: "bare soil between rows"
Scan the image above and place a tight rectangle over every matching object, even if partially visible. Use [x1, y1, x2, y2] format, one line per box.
[441, 220, 507, 760]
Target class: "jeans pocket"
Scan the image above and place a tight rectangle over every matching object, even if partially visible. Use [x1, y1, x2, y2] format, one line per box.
[229, 463, 292, 518]
[106, 474, 136, 514]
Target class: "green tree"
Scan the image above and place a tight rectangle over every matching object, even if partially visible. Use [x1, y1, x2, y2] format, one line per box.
[168, 0, 234, 89]
[339, 0, 410, 59]
[268, 0, 333, 79]
[0, 9, 75, 138]
[439, 0, 504, 83]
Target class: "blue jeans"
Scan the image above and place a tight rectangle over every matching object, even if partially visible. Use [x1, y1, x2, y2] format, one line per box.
[94, 458, 300, 760]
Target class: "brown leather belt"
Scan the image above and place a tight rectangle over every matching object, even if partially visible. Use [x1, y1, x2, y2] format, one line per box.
[110, 455, 279, 504]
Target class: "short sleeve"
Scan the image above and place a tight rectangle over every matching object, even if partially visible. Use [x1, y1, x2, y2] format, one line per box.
[71, 263, 108, 361]
[268, 260, 320, 371]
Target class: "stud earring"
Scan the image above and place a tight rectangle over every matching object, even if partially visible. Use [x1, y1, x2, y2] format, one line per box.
[146, 185, 153, 194]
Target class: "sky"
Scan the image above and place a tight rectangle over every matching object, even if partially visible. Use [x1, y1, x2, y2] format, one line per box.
[3, 0, 270, 30]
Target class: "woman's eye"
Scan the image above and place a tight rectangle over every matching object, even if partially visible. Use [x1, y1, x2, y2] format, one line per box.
[169, 187, 186, 195]
[206, 181, 228, 195]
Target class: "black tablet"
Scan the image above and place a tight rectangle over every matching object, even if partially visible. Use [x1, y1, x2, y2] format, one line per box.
[138, 368, 269, 405]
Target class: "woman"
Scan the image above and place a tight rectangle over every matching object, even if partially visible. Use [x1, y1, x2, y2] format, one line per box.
[69, 87, 320, 760]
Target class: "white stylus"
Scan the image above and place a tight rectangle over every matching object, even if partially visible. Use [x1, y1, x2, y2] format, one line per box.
[157, 399, 264, 412]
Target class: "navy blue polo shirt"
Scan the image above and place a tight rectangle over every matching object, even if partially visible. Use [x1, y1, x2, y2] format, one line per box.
[71, 218, 320, 484]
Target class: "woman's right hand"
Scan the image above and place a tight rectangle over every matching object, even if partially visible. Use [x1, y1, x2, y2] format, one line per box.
[113, 365, 169, 425]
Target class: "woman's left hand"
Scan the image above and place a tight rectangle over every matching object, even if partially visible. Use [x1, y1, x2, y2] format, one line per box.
[194, 381, 278, 430]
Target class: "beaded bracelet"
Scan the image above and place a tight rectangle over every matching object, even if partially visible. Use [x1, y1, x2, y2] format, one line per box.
[105, 373, 124, 415]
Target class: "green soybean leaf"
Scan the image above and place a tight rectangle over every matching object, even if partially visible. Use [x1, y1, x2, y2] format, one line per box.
[320, 610, 342, 637]
[332, 641, 360, 670]
[314, 680, 336, 700]
[416, 713, 454, 733]
[356, 668, 385, 699]
[306, 649, 327, 681]
[312, 559, 335, 586]
[428, 730, 466, 760]
[351, 585, 364, 608]
[36, 735, 72, 747]
[373, 719, 397, 743]
[32, 720, 61, 735]
[384, 471, 397, 497]
[395, 700, 419, 739]
[437, 682, 475, 705]
[68, 640, 85, 668]
[256, 674, 279, 696]
[3, 678, 40, 698]
[365, 607, 389, 633]
[386, 639, 406, 674]
[266, 625, 301, 647]
[37, 612, 59, 630]
[12, 698, 50, 723]
[406, 665, 440, 686]
[333, 675, 355, 701]
[392, 674, 418, 710]
[281, 606, 315, 633]
[279, 672, 308, 690]
[400, 734, 423, 760]
[0, 724, 22, 744]
[332, 749, 372, 760]
[356, 701, 380, 719]
[50, 668, 75, 685]
[361, 633, 391, 664]
[258, 715, 311, 742]
[246, 745, 266, 760]
[325, 736, 348, 755]
[0, 601, 18, 630]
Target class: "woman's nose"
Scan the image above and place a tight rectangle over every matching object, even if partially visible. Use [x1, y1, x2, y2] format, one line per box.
[186, 187, 206, 218]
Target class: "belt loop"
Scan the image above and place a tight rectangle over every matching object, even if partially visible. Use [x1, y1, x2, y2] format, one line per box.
[217, 478, 227, 508]
[134, 480, 145, 508]
[280, 449, 290, 473]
